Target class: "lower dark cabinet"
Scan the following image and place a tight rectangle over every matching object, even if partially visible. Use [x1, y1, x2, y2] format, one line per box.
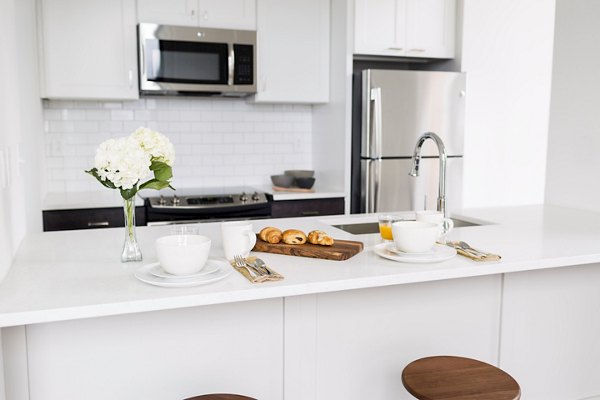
[42, 207, 146, 232]
[270, 197, 344, 218]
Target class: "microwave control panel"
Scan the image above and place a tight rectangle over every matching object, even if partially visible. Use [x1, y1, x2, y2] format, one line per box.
[234, 44, 254, 85]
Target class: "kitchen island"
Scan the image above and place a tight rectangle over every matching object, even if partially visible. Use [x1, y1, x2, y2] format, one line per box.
[1, 205, 600, 400]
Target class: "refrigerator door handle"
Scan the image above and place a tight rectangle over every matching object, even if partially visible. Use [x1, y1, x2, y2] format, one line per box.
[366, 159, 382, 214]
[370, 87, 383, 157]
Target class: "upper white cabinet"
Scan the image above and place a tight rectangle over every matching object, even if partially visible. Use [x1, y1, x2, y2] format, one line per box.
[354, 0, 456, 59]
[253, 0, 330, 103]
[37, 0, 139, 100]
[137, 0, 257, 30]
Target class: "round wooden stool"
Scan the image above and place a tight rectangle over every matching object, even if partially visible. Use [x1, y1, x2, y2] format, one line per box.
[402, 356, 521, 400]
[184, 394, 257, 400]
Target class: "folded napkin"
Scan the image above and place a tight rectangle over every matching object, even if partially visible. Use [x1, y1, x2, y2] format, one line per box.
[446, 241, 502, 262]
[231, 256, 284, 283]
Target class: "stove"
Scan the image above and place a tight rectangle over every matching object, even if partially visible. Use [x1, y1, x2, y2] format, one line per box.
[144, 187, 270, 225]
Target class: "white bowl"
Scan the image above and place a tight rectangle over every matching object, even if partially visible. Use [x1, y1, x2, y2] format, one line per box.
[391, 221, 440, 253]
[156, 234, 211, 276]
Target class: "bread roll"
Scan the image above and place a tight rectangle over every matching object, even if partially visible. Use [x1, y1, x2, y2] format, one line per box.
[259, 227, 283, 244]
[308, 230, 334, 246]
[282, 229, 307, 245]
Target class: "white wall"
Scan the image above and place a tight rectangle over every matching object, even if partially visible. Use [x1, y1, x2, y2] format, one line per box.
[312, 0, 352, 198]
[0, 0, 43, 282]
[460, 0, 556, 208]
[545, 0, 600, 212]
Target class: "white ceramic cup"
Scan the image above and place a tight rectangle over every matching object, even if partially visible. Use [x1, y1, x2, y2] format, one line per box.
[392, 221, 440, 253]
[221, 221, 257, 260]
[415, 210, 454, 236]
[156, 234, 211, 276]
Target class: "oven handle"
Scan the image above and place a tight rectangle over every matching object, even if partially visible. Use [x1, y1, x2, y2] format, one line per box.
[146, 215, 270, 227]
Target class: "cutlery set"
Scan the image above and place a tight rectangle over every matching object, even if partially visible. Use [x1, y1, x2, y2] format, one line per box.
[232, 255, 284, 283]
[445, 241, 501, 262]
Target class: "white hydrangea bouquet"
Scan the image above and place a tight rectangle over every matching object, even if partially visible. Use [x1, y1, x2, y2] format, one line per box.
[86, 127, 175, 262]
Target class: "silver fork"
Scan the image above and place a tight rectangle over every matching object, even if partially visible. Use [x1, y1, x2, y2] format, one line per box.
[233, 255, 261, 277]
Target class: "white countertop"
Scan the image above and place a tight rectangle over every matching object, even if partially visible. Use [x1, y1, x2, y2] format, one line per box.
[43, 190, 145, 210]
[2, 205, 600, 328]
[43, 186, 345, 210]
[257, 184, 346, 201]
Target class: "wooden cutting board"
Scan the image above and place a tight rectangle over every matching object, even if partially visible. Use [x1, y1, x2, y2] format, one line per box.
[252, 235, 363, 261]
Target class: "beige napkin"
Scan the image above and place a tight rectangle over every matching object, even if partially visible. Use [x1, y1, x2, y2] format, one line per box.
[231, 256, 284, 283]
[446, 241, 501, 262]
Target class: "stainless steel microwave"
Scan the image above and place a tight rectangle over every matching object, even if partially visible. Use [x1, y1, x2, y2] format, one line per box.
[137, 23, 256, 96]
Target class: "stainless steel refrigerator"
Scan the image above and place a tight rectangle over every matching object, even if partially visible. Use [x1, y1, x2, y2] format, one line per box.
[351, 69, 466, 214]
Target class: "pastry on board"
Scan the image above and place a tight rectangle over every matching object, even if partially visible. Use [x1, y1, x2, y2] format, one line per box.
[259, 227, 283, 244]
[282, 229, 307, 245]
[307, 230, 334, 246]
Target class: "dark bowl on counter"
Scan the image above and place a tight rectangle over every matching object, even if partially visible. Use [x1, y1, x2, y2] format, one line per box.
[284, 170, 315, 178]
[271, 174, 295, 188]
[295, 177, 316, 189]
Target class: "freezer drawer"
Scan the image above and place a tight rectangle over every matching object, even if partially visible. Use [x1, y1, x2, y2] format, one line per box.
[360, 157, 463, 214]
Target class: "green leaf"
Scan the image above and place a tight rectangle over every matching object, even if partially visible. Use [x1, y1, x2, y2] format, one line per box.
[139, 179, 172, 191]
[120, 187, 138, 200]
[85, 168, 117, 190]
[150, 161, 172, 182]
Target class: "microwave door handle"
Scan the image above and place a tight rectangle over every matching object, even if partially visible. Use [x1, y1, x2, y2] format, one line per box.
[228, 45, 235, 86]
[140, 44, 146, 78]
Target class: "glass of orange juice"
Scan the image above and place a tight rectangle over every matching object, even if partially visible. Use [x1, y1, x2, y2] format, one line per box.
[378, 215, 402, 241]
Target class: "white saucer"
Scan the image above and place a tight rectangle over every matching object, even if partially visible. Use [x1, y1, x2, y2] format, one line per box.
[384, 244, 437, 256]
[374, 242, 457, 263]
[149, 259, 221, 279]
[134, 260, 232, 288]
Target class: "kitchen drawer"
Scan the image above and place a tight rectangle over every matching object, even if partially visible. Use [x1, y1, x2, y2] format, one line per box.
[270, 198, 344, 218]
[43, 207, 146, 232]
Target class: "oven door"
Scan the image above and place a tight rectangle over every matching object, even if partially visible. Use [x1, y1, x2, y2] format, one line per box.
[138, 23, 256, 95]
[145, 200, 271, 225]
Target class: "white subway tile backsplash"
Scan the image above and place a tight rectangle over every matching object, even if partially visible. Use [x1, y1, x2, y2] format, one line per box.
[43, 97, 313, 193]
[168, 121, 192, 132]
[73, 121, 99, 133]
[110, 110, 134, 121]
[44, 110, 62, 120]
[133, 110, 154, 121]
[85, 110, 110, 120]
[48, 121, 74, 133]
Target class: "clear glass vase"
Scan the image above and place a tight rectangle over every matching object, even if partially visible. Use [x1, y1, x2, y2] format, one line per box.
[121, 197, 142, 262]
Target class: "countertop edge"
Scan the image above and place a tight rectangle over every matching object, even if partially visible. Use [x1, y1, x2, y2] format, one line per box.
[1, 252, 598, 328]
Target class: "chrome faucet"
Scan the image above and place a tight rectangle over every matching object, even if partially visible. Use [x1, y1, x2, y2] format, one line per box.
[408, 132, 448, 218]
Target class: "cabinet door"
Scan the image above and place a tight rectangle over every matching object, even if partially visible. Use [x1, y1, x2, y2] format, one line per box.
[354, 0, 400, 56]
[270, 198, 344, 218]
[38, 0, 139, 100]
[405, 0, 455, 58]
[197, 0, 256, 30]
[253, 0, 329, 103]
[42, 207, 147, 231]
[137, 0, 197, 26]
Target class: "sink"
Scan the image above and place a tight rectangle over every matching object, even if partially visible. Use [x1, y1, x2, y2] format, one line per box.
[332, 218, 483, 235]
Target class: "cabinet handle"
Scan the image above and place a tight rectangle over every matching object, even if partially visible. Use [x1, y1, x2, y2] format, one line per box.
[128, 70, 133, 88]
[88, 221, 110, 227]
[409, 48, 426, 53]
[301, 211, 320, 216]
[387, 47, 403, 51]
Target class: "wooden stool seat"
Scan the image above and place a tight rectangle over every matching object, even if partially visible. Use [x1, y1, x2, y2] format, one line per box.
[402, 356, 521, 400]
[184, 394, 257, 400]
